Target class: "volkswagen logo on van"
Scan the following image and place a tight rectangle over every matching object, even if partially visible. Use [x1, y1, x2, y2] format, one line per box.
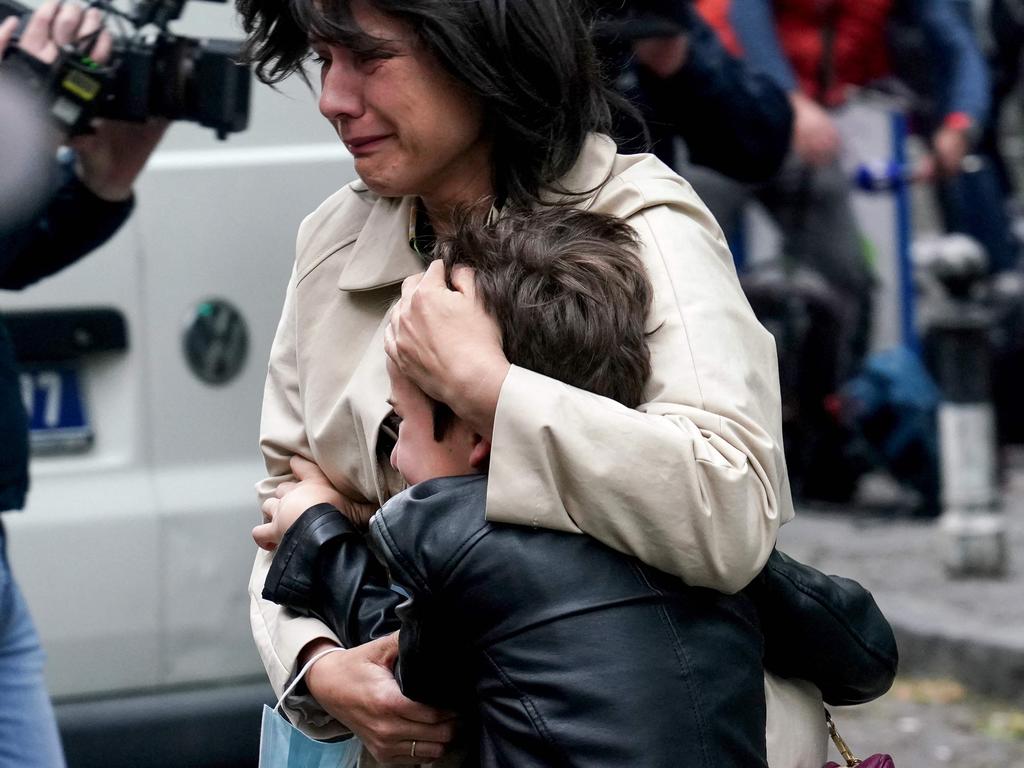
[183, 299, 249, 385]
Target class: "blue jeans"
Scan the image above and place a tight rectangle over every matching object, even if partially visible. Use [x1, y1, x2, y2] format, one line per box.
[0, 525, 66, 768]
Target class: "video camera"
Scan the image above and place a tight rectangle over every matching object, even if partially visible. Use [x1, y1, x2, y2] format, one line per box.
[0, 0, 250, 139]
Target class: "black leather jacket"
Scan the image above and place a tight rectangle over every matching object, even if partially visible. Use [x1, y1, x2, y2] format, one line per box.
[265, 475, 897, 767]
[267, 474, 770, 767]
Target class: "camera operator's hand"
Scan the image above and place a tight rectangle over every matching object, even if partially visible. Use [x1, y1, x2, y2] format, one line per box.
[70, 118, 168, 202]
[1, 1, 167, 202]
[4, 0, 111, 65]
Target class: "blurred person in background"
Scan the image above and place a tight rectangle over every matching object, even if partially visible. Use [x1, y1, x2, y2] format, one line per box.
[937, 0, 1024, 273]
[690, 0, 992, 379]
[0, 3, 166, 766]
[965, 0, 1024, 202]
[591, 0, 795, 183]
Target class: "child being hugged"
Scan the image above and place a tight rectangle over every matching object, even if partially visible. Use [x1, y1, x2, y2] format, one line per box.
[253, 207, 895, 767]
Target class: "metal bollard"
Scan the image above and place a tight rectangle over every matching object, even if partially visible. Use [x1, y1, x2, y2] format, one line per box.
[929, 305, 1006, 577]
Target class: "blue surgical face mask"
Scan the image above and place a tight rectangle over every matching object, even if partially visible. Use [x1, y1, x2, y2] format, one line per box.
[258, 704, 360, 768]
[258, 646, 362, 768]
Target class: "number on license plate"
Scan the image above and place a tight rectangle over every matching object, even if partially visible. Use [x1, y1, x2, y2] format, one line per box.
[19, 365, 93, 454]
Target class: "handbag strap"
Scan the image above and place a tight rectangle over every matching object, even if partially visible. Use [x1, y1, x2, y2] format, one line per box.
[825, 708, 861, 767]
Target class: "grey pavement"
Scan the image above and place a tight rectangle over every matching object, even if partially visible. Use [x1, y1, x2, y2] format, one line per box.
[778, 447, 1024, 706]
[825, 680, 1024, 766]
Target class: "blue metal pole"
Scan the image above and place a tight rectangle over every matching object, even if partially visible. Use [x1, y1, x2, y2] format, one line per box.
[891, 110, 918, 353]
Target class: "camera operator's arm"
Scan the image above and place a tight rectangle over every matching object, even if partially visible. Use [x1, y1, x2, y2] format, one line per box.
[0, 1, 166, 289]
[0, 158, 132, 289]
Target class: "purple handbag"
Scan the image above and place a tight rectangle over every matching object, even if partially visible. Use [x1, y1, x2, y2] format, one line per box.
[823, 710, 895, 768]
[825, 758, 895, 768]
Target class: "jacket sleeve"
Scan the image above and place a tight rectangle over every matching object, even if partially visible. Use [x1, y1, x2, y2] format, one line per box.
[915, 0, 991, 127]
[638, 4, 793, 181]
[248, 257, 345, 738]
[0, 160, 134, 290]
[728, 0, 799, 93]
[262, 504, 401, 648]
[746, 549, 898, 706]
[365, 482, 484, 710]
[485, 196, 792, 594]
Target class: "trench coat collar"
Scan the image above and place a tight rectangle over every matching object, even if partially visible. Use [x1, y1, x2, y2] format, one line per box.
[336, 190, 422, 292]
[334, 134, 619, 292]
[539, 133, 618, 208]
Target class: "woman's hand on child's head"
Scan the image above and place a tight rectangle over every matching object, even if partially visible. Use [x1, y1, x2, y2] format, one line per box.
[385, 260, 510, 439]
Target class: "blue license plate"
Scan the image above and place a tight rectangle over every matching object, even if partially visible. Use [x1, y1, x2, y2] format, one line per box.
[19, 365, 93, 454]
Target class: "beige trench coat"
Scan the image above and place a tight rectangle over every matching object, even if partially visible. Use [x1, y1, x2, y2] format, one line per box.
[250, 134, 828, 766]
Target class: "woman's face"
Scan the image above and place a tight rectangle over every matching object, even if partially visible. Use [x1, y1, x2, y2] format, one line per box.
[314, 1, 492, 210]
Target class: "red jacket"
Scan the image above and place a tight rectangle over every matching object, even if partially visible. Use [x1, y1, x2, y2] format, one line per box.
[698, 0, 893, 106]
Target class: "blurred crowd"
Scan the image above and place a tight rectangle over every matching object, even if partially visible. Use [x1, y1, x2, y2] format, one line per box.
[600, 0, 1024, 513]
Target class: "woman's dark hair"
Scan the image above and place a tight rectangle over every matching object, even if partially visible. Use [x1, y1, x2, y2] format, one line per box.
[236, 0, 626, 208]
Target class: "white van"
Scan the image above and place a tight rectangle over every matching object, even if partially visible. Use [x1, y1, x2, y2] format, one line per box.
[1, 3, 356, 764]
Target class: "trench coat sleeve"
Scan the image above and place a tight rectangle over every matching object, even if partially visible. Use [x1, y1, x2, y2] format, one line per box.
[485, 199, 791, 595]
[248, 259, 347, 738]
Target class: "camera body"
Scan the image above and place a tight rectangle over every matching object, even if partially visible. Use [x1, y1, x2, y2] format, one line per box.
[102, 33, 250, 137]
[0, 0, 249, 139]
